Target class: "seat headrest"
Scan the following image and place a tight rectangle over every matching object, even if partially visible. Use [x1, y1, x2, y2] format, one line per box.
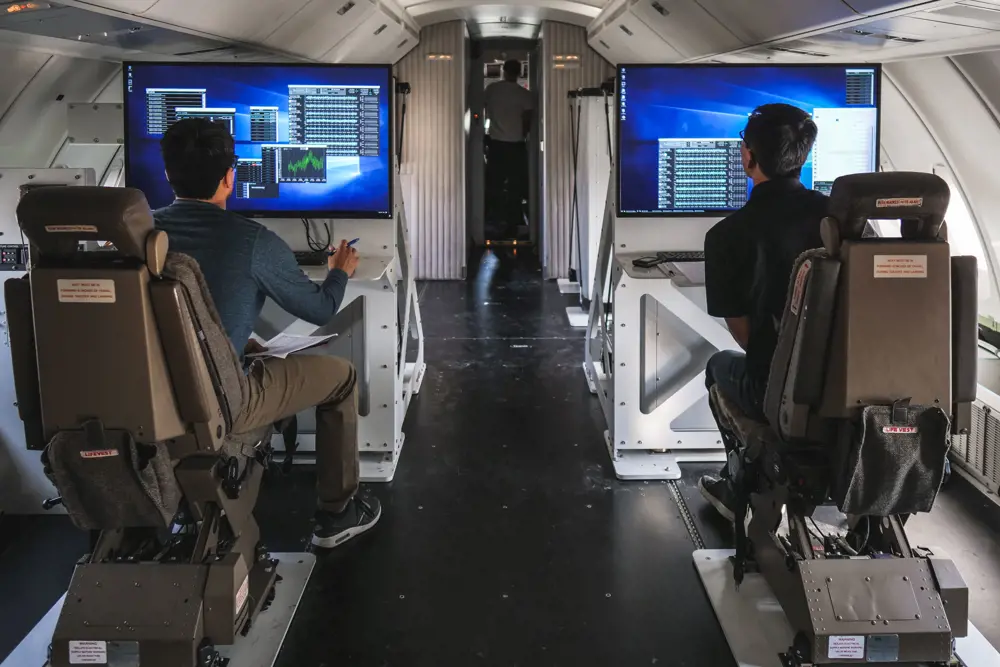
[17, 186, 155, 261]
[828, 172, 950, 241]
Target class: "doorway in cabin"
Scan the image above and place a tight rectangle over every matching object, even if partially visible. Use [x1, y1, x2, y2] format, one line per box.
[466, 36, 541, 254]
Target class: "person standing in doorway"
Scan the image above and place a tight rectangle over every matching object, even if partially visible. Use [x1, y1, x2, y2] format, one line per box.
[484, 59, 535, 240]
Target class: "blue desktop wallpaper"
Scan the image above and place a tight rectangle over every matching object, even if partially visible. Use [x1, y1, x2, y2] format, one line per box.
[617, 65, 879, 216]
[124, 63, 392, 216]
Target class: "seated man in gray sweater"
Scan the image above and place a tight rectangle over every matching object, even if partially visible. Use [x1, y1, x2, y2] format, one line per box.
[153, 118, 380, 548]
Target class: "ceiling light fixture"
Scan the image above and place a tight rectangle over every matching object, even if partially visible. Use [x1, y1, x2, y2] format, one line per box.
[5, 2, 50, 13]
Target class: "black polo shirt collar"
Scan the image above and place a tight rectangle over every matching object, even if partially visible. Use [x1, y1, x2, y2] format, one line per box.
[748, 177, 804, 203]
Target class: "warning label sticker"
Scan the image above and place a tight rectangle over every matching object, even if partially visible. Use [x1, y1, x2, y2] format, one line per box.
[235, 575, 250, 613]
[57, 279, 116, 303]
[829, 635, 865, 660]
[80, 449, 119, 459]
[69, 640, 108, 664]
[45, 225, 98, 233]
[883, 426, 918, 434]
[875, 197, 923, 208]
[874, 255, 927, 279]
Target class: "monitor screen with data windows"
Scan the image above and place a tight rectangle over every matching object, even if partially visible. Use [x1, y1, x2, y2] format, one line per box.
[123, 62, 392, 218]
[616, 63, 882, 217]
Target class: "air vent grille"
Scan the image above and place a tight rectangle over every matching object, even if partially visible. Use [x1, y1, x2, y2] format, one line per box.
[952, 401, 1000, 492]
[650, 1, 669, 16]
[374, 23, 387, 36]
[852, 28, 923, 44]
[767, 46, 829, 57]
[599, 39, 610, 50]
[396, 38, 408, 49]
[337, 1, 355, 16]
[619, 24, 634, 37]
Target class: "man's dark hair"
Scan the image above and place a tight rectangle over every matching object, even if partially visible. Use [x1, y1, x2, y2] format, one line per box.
[160, 118, 235, 200]
[742, 103, 818, 179]
[503, 59, 521, 79]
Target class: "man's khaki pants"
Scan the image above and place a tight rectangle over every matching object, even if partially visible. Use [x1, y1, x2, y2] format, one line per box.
[233, 355, 359, 513]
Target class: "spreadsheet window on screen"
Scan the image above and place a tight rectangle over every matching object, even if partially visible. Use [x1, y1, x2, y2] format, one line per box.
[616, 64, 881, 217]
[123, 63, 393, 218]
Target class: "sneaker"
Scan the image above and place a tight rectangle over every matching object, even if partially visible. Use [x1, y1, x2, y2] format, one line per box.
[311, 496, 382, 549]
[698, 475, 737, 523]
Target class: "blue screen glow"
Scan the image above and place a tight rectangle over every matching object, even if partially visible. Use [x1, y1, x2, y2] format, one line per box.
[617, 64, 882, 217]
[123, 62, 392, 218]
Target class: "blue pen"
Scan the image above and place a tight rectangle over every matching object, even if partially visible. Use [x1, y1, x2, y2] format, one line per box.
[328, 238, 360, 255]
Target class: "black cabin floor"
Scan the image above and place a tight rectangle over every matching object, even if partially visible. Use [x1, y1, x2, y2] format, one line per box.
[2, 247, 998, 666]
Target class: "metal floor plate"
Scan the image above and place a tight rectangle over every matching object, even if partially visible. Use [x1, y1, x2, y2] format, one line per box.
[693, 549, 1000, 667]
[2, 553, 315, 667]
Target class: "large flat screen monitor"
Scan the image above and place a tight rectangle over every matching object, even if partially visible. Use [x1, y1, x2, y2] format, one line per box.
[616, 64, 882, 217]
[123, 62, 392, 218]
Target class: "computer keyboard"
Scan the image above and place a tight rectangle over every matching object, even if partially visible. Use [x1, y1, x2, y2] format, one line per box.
[658, 250, 705, 262]
[294, 250, 328, 266]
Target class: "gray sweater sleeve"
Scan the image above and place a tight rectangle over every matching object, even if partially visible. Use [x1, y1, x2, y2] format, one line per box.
[250, 228, 348, 327]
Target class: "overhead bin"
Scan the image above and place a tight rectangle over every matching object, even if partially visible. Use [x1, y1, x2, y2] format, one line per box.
[262, 0, 379, 61]
[140, 0, 314, 43]
[627, 0, 745, 58]
[844, 0, 963, 14]
[587, 0, 862, 64]
[78, 0, 162, 13]
[324, 2, 419, 63]
[678, 0, 859, 44]
[587, 0, 684, 64]
[71, 0, 418, 63]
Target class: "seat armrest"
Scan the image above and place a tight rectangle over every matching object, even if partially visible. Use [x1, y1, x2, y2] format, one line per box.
[149, 280, 218, 425]
[951, 256, 978, 434]
[5, 277, 45, 450]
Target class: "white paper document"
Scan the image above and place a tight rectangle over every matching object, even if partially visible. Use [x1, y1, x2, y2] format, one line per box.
[247, 333, 338, 359]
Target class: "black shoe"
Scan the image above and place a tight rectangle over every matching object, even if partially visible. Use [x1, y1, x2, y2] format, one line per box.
[311, 496, 382, 549]
[698, 475, 737, 523]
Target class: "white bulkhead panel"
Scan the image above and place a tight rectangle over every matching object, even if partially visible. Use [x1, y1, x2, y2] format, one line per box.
[262, 0, 378, 60]
[628, 0, 745, 59]
[140, 0, 314, 43]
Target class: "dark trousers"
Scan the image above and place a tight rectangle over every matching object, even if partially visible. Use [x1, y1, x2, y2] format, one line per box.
[486, 139, 528, 236]
[234, 355, 359, 513]
[705, 350, 765, 480]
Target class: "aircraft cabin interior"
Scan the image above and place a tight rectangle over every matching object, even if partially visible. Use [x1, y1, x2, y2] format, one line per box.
[2, 1, 1000, 666]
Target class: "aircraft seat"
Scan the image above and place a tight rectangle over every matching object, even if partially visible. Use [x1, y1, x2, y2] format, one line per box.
[7, 185, 277, 667]
[712, 172, 975, 666]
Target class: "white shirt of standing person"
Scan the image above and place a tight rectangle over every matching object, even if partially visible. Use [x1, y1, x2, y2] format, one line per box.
[485, 80, 535, 143]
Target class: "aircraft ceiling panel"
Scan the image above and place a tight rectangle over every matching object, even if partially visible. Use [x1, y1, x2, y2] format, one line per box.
[628, 0, 744, 59]
[140, 0, 314, 43]
[262, 0, 376, 60]
[690, 0, 859, 44]
[73, 0, 162, 13]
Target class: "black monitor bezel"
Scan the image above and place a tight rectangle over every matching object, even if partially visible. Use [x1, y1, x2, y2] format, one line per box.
[122, 60, 394, 220]
[614, 62, 883, 219]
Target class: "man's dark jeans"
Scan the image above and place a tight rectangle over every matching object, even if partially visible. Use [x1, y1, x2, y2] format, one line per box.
[705, 350, 765, 480]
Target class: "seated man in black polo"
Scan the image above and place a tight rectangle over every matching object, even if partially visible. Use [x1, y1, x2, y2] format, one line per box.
[699, 103, 827, 521]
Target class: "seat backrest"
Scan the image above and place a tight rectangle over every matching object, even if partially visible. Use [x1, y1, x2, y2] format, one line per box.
[763, 172, 978, 517]
[10, 186, 245, 529]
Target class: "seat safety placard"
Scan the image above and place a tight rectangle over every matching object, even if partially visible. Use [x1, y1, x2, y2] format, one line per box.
[828, 635, 865, 660]
[68, 640, 107, 664]
[57, 279, 116, 303]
